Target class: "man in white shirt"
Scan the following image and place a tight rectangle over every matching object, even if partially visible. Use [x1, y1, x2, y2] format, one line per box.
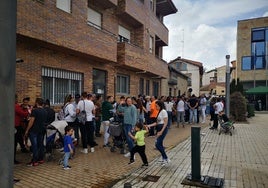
[210, 98, 224, 130]
[200, 94, 207, 124]
[76, 92, 95, 153]
[176, 96, 185, 127]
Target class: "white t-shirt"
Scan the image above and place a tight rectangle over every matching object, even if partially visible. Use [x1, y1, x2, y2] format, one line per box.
[64, 103, 76, 122]
[214, 102, 223, 114]
[200, 97, 207, 110]
[77, 99, 95, 121]
[177, 100, 185, 112]
[164, 102, 174, 112]
[157, 109, 168, 124]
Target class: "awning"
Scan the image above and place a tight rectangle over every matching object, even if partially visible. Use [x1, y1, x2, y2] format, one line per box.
[245, 86, 268, 94]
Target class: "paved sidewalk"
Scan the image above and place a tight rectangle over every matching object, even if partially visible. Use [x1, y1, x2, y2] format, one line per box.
[14, 118, 201, 187]
[112, 114, 268, 188]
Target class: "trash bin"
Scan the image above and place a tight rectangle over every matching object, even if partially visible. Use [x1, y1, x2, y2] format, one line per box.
[247, 103, 255, 117]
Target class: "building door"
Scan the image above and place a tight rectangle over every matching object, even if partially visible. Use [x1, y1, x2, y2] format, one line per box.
[93, 69, 106, 99]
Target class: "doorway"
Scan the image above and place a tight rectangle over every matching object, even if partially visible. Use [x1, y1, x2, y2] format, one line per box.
[93, 69, 106, 99]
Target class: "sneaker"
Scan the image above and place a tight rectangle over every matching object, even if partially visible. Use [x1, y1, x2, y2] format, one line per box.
[128, 160, 135, 165]
[63, 167, 71, 170]
[37, 160, 45, 164]
[27, 162, 39, 167]
[62, 165, 71, 168]
[80, 148, 88, 154]
[142, 163, 148, 167]
[124, 152, 130, 157]
[161, 159, 171, 166]
[90, 147, 95, 153]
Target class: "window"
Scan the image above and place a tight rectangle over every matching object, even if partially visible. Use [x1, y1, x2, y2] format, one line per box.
[149, 35, 153, 53]
[116, 74, 130, 94]
[241, 56, 252, 70]
[42, 67, 83, 104]
[146, 80, 150, 95]
[250, 27, 267, 70]
[118, 25, 130, 43]
[176, 62, 187, 71]
[56, 0, 71, 13]
[139, 78, 144, 95]
[152, 81, 159, 97]
[252, 28, 265, 41]
[87, 7, 102, 29]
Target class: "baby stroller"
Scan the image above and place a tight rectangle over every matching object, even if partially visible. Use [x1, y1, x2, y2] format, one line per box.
[218, 114, 235, 136]
[45, 120, 67, 161]
[108, 115, 126, 154]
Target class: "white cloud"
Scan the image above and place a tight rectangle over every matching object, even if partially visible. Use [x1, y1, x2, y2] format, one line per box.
[163, 0, 268, 71]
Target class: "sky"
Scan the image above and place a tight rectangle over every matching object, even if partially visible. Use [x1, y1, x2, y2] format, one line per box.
[163, 0, 268, 71]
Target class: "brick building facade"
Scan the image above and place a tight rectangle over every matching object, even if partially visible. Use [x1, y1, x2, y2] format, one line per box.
[16, 0, 177, 105]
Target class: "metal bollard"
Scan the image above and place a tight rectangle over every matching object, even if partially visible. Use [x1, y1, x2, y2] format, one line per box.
[124, 182, 132, 188]
[191, 126, 201, 181]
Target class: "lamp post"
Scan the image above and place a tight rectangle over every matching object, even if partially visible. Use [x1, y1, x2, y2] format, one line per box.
[225, 55, 230, 117]
[0, 0, 16, 187]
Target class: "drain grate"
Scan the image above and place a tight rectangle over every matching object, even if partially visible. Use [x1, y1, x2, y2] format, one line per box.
[142, 175, 160, 182]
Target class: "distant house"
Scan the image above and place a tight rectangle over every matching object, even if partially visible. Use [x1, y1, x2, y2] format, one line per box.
[169, 57, 203, 96]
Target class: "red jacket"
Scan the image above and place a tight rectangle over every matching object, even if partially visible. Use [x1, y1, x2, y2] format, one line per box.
[15, 103, 29, 127]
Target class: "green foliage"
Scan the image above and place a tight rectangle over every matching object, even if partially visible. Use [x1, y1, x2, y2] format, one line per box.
[230, 78, 244, 95]
[230, 91, 247, 121]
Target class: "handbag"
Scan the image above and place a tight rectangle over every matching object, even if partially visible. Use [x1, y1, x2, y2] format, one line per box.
[78, 100, 87, 125]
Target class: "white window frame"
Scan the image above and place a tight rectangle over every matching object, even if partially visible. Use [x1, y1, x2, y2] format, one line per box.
[42, 67, 83, 104]
[116, 74, 130, 94]
[118, 25, 131, 43]
[87, 7, 102, 29]
[56, 0, 71, 13]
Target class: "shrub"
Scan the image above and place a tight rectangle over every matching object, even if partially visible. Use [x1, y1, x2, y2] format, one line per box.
[230, 92, 247, 121]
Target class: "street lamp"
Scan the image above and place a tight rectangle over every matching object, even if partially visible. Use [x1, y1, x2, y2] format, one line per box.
[225, 55, 230, 117]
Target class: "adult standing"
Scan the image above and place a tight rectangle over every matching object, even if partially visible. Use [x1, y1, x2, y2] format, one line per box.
[101, 96, 114, 147]
[144, 96, 151, 125]
[188, 94, 198, 124]
[94, 95, 102, 137]
[123, 97, 137, 157]
[176, 96, 185, 128]
[25, 98, 47, 166]
[199, 94, 207, 124]
[146, 100, 170, 166]
[164, 96, 173, 128]
[64, 94, 77, 136]
[14, 95, 29, 164]
[210, 98, 224, 130]
[72, 94, 81, 144]
[77, 92, 95, 153]
[149, 96, 158, 136]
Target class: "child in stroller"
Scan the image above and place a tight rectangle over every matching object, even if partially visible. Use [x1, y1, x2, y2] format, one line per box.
[218, 111, 235, 136]
[108, 114, 126, 154]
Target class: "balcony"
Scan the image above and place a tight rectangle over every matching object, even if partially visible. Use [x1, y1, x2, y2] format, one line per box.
[17, 0, 118, 62]
[168, 79, 178, 85]
[117, 0, 144, 27]
[150, 16, 169, 45]
[117, 42, 145, 69]
[91, 0, 118, 9]
[156, 0, 177, 16]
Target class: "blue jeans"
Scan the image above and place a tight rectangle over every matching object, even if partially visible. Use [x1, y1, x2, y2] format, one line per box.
[189, 108, 197, 123]
[123, 123, 134, 151]
[63, 152, 70, 168]
[155, 124, 168, 160]
[29, 132, 45, 162]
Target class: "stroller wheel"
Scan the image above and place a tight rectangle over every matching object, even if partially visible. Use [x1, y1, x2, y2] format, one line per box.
[58, 159, 63, 165]
[230, 132, 232, 136]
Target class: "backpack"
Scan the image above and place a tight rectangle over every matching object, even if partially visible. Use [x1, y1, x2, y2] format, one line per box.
[57, 103, 69, 120]
[77, 100, 87, 125]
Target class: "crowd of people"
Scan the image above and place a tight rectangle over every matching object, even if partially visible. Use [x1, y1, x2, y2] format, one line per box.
[14, 92, 226, 169]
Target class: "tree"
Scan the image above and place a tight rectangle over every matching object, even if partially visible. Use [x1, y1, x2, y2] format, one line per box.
[230, 78, 244, 95]
[230, 91, 247, 121]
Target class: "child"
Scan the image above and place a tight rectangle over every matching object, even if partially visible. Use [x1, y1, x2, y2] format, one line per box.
[128, 123, 149, 167]
[63, 125, 74, 170]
